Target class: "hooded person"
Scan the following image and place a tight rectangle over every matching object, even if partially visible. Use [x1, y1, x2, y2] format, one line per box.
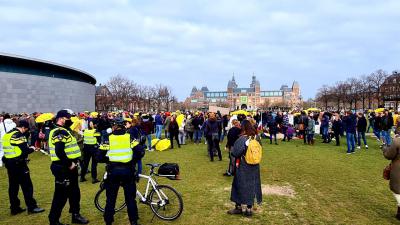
[0, 114, 17, 167]
[141, 114, 154, 151]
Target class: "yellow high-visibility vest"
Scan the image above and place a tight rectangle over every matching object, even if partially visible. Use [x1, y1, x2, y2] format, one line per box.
[2, 130, 23, 159]
[108, 133, 132, 163]
[83, 129, 97, 145]
[49, 127, 81, 161]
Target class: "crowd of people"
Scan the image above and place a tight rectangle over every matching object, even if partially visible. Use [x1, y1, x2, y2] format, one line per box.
[1, 107, 400, 223]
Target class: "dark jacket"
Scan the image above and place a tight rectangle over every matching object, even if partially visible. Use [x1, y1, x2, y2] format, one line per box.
[356, 116, 367, 132]
[332, 119, 343, 134]
[230, 135, 262, 206]
[343, 114, 357, 133]
[141, 120, 153, 135]
[192, 116, 204, 130]
[168, 120, 179, 135]
[204, 119, 219, 137]
[275, 115, 283, 126]
[266, 116, 278, 134]
[321, 115, 330, 128]
[226, 127, 241, 148]
[129, 125, 142, 141]
[382, 114, 394, 131]
[97, 117, 111, 132]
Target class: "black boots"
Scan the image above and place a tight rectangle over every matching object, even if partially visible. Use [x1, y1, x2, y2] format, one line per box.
[72, 213, 89, 224]
[10, 207, 26, 215]
[396, 207, 400, 220]
[227, 207, 242, 215]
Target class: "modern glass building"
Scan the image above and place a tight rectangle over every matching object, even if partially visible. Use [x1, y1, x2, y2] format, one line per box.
[0, 53, 96, 113]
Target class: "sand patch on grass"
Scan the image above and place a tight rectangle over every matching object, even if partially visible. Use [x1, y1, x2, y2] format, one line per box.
[221, 184, 295, 198]
[261, 184, 296, 198]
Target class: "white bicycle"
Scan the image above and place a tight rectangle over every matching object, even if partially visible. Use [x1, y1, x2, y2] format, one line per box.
[94, 163, 183, 221]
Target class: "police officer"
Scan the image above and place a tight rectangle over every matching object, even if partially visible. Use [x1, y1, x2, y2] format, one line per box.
[80, 121, 100, 183]
[2, 120, 45, 215]
[48, 110, 89, 225]
[103, 118, 145, 225]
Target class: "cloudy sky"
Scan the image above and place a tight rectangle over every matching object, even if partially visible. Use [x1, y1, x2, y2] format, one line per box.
[1, 0, 400, 101]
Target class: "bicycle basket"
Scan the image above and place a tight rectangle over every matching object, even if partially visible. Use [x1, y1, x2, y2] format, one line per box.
[158, 163, 180, 180]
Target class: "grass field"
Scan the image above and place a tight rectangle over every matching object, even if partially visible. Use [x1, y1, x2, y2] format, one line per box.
[0, 135, 398, 225]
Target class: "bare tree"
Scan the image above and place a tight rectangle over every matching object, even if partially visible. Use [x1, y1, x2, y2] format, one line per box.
[315, 85, 331, 110]
[368, 69, 389, 107]
[107, 75, 136, 110]
[105, 75, 178, 112]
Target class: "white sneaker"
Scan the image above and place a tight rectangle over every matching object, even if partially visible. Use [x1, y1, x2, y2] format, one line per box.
[40, 149, 49, 155]
[365, 145, 368, 149]
[357, 146, 361, 149]
[0, 162, 3, 167]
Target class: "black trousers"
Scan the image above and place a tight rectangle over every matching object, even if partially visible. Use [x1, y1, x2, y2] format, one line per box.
[170, 132, 180, 148]
[104, 165, 138, 224]
[206, 136, 222, 161]
[227, 147, 236, 175]
[48, 163, 81, 223]
[81, 144, 98, 180]
[4, 159, 37, 211]
[334, 132, 340, 146]
[299, 130, 307, 143]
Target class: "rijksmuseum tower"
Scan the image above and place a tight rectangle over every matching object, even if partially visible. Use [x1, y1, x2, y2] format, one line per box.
[185, 75, 301, 110]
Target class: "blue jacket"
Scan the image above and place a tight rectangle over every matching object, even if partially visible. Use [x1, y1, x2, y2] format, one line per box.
[155, 114, 163, 126]
[321, 115, 329, 128]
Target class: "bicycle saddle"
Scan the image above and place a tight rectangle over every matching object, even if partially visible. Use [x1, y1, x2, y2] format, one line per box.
[146, 163, 161, 168]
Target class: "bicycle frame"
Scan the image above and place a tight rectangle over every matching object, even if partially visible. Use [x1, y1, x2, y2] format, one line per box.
[102, 169, 174, 207]
[136, 174, 168, 207]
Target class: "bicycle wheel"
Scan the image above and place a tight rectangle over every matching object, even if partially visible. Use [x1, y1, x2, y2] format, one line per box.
[149, 185, 183, 221]
[94, 187, 127, 213]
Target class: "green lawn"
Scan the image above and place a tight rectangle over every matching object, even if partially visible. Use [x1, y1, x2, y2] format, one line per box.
[0, 136, 397, 225]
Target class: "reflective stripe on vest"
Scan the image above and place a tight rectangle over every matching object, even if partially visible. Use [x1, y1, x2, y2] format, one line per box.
[1, 131, 23, 159]
[49, 127, 82, 161]
[108, 133, 132, 163]
[83, 129, 97, 145]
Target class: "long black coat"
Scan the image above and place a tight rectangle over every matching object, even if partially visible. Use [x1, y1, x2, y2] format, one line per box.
[230, 136, 262, 206]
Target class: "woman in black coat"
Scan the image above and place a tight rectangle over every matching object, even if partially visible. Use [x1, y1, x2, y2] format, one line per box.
[224, 119, 241, 176]
[168, 116, 180, 149]
[228, 120, 262, 217]
[332, 113, 343, 146]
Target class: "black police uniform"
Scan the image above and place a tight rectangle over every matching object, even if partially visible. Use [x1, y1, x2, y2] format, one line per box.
[48, 124, 88, 225]
[80, 130, 101, 183]
[2, 128, 43, 214]
[104, 128, 145, 225]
